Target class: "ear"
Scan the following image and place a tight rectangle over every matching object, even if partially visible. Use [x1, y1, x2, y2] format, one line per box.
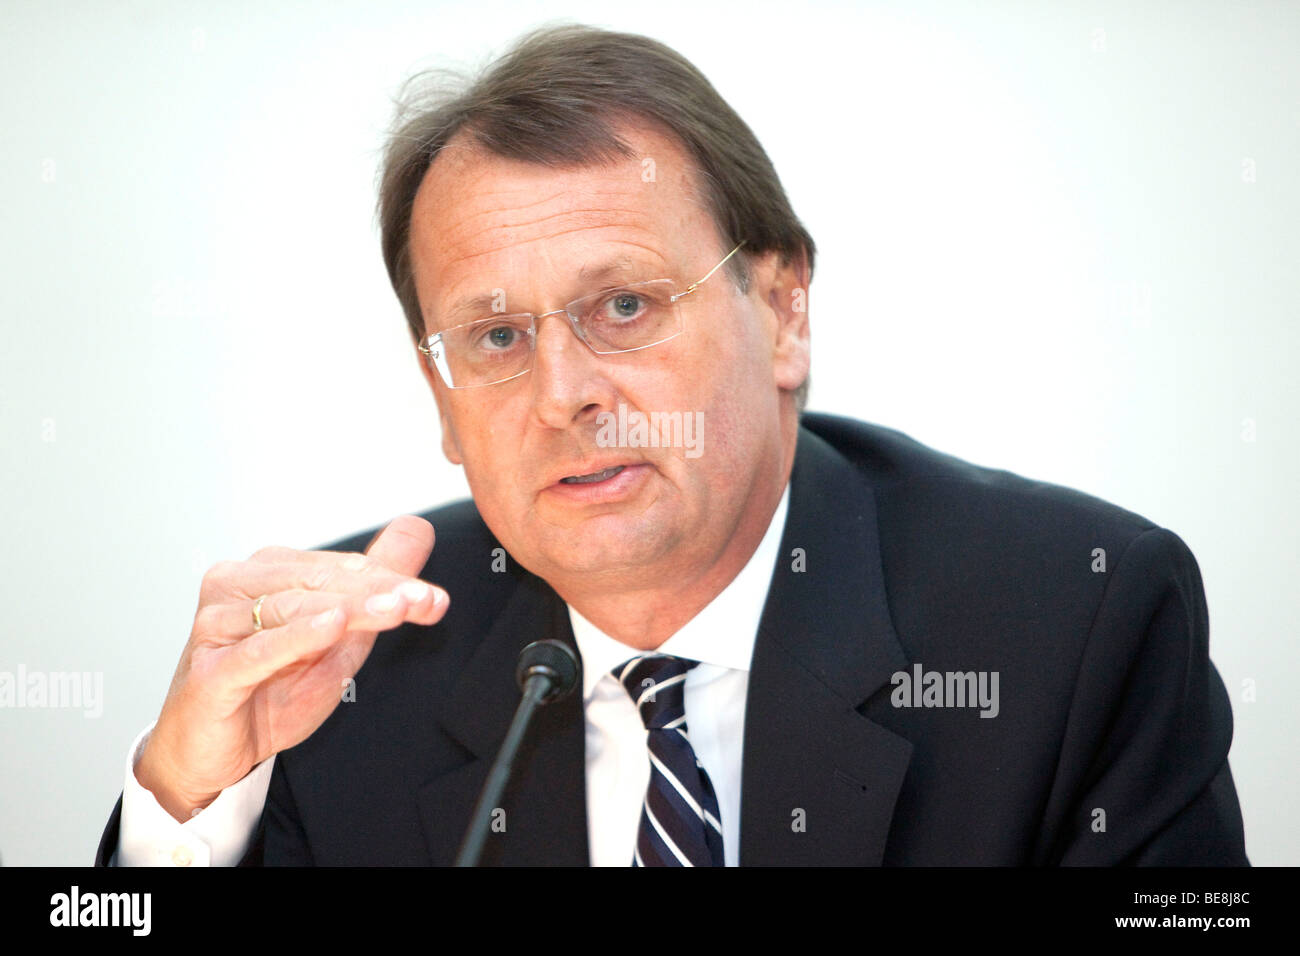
[754, 249, 811, 395]
[415, 345, 464, 465]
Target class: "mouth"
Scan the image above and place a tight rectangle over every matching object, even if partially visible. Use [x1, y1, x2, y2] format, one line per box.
[544, 461, 650, 504]
[560, 465, 626, 485]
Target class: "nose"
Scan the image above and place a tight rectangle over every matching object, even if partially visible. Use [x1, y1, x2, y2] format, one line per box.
[528, 309, 616, 429]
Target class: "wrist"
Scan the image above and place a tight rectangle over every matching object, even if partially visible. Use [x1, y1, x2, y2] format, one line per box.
[135, 736, 221, 824]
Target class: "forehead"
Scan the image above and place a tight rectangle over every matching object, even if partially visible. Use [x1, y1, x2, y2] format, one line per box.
[408, 124, 716, 324]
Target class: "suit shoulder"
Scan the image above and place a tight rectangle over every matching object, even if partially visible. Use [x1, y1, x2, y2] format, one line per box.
[801, 410, 1160, 550]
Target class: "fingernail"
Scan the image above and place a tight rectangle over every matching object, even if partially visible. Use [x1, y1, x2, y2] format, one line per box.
[366, 592, 399, 614]
[312, 608, 339, 629]
[399, 580, 431, 603]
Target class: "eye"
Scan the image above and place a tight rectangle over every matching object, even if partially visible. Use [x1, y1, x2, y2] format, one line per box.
[472, 323, 524, 351]
[600, 291, 647, 322]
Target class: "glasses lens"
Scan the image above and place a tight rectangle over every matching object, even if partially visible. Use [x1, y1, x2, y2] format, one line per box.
[569, 280, 681, 354]
[438, 315, 534, 387]
[429, 279, 687, 388]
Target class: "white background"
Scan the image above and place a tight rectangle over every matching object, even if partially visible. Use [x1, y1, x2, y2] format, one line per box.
[1, 0, 1295, 865]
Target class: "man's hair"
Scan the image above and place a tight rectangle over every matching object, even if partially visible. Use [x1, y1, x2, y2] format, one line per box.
[377, 22, 815, 409]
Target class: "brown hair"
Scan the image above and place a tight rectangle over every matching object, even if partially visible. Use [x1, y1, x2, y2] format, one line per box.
[377, 22, 815, 407]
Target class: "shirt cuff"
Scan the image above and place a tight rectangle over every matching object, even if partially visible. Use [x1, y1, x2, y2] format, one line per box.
[115, 720, 274, 867]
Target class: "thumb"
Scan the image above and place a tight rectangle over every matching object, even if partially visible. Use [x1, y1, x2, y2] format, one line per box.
[363, 515, 436, 578]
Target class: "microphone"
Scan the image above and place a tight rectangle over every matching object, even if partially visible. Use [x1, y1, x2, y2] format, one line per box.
[453, 639, 579, 866]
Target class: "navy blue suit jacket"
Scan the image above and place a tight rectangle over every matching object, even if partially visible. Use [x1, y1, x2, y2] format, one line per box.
[96, 412, 1248, 865]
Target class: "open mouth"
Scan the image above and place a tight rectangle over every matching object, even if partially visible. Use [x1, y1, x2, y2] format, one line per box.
[559, 466, 626, 485]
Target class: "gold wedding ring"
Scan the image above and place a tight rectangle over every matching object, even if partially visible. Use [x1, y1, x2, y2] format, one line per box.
[251, 594, 268, 632]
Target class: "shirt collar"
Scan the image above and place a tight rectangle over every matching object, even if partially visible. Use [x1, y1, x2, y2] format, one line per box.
[569, 482, 791, 702]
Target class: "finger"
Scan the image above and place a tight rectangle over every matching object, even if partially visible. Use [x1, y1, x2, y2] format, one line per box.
[244, 515, 434, 578]
[363, 515, 435, 578]
[199, 583, 449, 639]
[218, 605, 355, 690]
[246, 542, 429, 571]
[201, 556, 429, 605]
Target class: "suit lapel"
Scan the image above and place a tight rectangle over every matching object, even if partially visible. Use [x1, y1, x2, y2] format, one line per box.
[415, 424, 913, 866]
[417, 573, 590, 865]
[740, 426, 914, 865]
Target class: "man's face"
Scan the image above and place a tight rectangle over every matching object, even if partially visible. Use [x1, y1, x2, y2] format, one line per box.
[408, 123, 808, 596]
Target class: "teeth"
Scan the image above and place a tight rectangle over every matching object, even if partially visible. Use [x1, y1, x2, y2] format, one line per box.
[561, 466, 625, 484]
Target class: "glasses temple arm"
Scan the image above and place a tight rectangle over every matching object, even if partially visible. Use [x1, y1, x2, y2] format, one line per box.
[676, 240, 747, 298]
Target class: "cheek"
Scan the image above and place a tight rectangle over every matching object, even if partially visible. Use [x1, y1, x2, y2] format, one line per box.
[702, 398, 755, 467]
[454, 415, 513, 494]
[694, 325, 767, 412]
[703, 300, 767, 369]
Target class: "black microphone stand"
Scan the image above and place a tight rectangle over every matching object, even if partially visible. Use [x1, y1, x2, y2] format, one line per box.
[453, 639, 579, 867]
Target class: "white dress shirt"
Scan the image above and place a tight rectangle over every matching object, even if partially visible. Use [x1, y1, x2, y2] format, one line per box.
[113, 485, 790, 867]
[570, 485, 789, 866]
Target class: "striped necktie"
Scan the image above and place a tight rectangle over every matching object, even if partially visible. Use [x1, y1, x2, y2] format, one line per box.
[615, 655, 725, 867]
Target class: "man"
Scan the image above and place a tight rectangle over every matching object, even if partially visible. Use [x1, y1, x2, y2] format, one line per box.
[96, 24, 1247, 866]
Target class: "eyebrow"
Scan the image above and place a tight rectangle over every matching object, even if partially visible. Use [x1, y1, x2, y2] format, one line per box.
[436, 255, 662, 326]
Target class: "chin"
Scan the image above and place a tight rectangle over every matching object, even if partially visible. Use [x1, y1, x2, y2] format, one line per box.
[533, 512, 685, 577]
